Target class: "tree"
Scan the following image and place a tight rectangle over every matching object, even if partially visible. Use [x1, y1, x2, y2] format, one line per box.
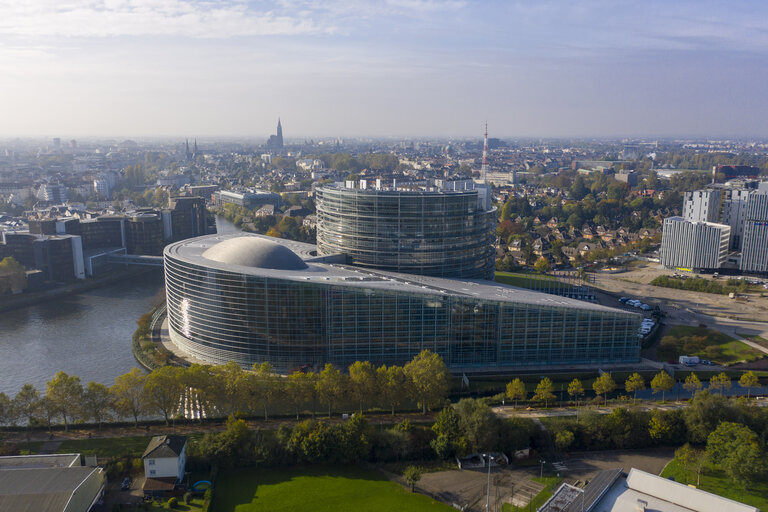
[683, 373, 703, 396]
[456, 398, 501, 452]
[738, 371, 759, 399]
[570, 176, 588, 200]
[45, 371, 83, 431]
[378, 365, 410, 416]
[287, 371, 314, 420]
[0, 392, 11, 426]
[567, 378, 584, 407]
[706, 422, 763, 488]
[593, 373, 617, 404]
[533, 378, 556, 408]
[0, 256, 27, 294]
[675, 443, 706, 486]
[253, 362, 279, 420]
[111, 368, 146, 426]
[534, 257, 551, 274]
[317, 364, 346, 418]
[683, 390, 739, 444]
[144, 366, 184, 425]
[624, 373, 645, 404]
[403, 465, 422, 492]
[431, 407, 461, 442]
[212, 362, 249, 417]
[13, 384, 41, 452]
[650, 371, 675, 402]
[709, 372, 731, 396]
[81, 381, 113, 430]
[403, 350, 450, 414]
[506, 378, 527, 408]
[555, 430, 575, 452]
[348, 361, 376, 413]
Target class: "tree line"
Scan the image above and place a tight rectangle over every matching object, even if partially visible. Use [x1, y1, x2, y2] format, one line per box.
[543, 391, 768, 489]
[505, 370, 760, 407]
[189, 399, 538, 473]
[0, 350, 450, 433]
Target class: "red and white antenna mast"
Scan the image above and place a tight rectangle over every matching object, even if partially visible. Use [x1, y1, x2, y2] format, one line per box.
[481, 121, 489, 183]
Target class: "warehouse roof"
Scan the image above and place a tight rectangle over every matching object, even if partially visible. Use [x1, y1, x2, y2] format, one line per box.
[0, 466, 102, 512]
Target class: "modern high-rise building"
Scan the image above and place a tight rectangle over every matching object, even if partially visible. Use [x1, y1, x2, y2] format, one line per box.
[740, 191, 768, 274]
[164, 233, 641, 372]
[683, 190, 720, 224]
[660, 217, 730, 270]
[720, 188, 750, 250]
[315, 179, 496, 279]
[683, 187, 750, 250]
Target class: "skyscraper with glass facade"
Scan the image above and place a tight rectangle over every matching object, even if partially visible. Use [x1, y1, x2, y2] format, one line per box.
[315, 180, 496, 279]
[164, 233, 641, 373]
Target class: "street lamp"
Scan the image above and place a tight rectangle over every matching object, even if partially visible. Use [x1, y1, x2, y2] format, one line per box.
[483, 453, 492, 511]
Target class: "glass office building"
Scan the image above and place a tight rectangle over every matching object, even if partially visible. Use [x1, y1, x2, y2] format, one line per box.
[165, 234, 641, 372]
[315, 181, 496, 279]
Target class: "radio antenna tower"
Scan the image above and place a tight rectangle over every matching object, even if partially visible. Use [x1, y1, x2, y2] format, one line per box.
[481, 121, 489, 183]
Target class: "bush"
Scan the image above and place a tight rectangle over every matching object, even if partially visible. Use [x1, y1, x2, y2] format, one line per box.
[184, 492, 193, 504]
[167, 497, 178, 509]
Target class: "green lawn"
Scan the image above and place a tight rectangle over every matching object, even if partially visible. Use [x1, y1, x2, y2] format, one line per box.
[210, 466, 454, 512]
[667, 325, 764, 364]
[660, 458, 768, 510]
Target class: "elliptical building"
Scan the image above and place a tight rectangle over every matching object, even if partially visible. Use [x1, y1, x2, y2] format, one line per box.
[164, 233, 641, 372]
[315, 179, 496, 280]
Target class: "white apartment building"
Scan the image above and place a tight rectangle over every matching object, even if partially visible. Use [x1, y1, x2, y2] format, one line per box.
[683, 189, 720, 223]
[660, 217, 730, 270]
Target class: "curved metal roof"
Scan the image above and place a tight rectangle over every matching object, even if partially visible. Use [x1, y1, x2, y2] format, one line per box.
[202, 236, 308, 270]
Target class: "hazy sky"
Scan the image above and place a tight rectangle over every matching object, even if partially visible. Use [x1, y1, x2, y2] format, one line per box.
[2, 0, 768, 139]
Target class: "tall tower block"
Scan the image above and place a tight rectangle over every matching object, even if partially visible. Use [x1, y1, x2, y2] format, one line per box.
[481, 122, 489, 183]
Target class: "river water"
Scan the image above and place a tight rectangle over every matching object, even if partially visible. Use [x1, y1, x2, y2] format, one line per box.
[0, 215, 241, 396]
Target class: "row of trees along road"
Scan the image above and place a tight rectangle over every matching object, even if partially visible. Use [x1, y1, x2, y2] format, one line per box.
[505, 370, 761, 406]
[0, 350, 451, 433]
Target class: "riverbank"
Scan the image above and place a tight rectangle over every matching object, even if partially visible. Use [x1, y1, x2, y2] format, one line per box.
[0, 266, 162, 314]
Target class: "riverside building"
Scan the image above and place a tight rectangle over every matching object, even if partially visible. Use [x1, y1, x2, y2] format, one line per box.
[314, 179, 496, 280]
[164, 233, 641, 373]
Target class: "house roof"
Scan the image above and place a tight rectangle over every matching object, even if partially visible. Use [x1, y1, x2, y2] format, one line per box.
[142, 435, 187, 459]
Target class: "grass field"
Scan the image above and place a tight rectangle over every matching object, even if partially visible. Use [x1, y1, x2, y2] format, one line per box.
[210, 466, 454, 512]
[666, 325, 764, 364]
[660, 458, 768, 510]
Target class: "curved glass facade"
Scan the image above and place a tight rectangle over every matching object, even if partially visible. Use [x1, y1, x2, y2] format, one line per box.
[165, 236, 640, 372]
[315, 185, 496, 279]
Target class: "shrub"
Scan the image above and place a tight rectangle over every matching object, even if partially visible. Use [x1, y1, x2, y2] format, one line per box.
[167, 497, 178, 509]
[184, 492, 193, 504]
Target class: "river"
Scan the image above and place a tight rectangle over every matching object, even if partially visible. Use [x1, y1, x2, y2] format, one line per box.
[0, 215, 242, 396]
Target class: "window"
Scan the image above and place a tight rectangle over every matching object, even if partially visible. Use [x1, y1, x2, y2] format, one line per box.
[148, 460, 155, 465]
[150, 470, 156, 476]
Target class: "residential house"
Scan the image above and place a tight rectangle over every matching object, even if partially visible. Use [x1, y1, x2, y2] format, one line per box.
[142, 435, 187, 497]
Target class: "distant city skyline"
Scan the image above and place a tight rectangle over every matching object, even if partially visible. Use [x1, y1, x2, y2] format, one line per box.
[2, 1, 768, 138]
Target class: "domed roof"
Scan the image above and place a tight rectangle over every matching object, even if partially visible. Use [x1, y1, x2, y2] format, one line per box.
[202, 236, 308, 270]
